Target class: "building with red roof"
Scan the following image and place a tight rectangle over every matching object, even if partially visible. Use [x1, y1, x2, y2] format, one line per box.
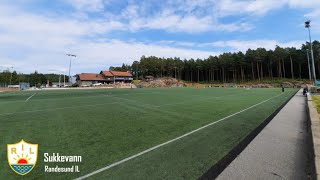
[76, 71, 133, 86]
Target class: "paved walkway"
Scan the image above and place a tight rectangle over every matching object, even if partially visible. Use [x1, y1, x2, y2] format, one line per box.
[217, 90, 312, 180]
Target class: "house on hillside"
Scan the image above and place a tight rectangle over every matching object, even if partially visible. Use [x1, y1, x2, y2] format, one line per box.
[75, 73, 107, 86]
[100, 71, 133, 83]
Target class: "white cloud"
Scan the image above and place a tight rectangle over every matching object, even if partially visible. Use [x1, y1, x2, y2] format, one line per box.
[287, 0, 320, 8]
[121, 3, 139, 18]
[0, 3, 127, 55]
[0, 5, 125, 37]
[0, 38, 219, 74]
[216, 0, 320, 18]
[215, 0, 286, 16]
[0, 0, 316, 75]
[75, 39, 218, 64]
[0, 4, 219, 74]
[59, 0, 320, 34]
[0, 3, 305, 74]
[144, 14, 213, 33]
[246, 0, 286, 15]
[217, 22, 253, 32]
[305, 10, 320, 18]
[65, 0, 105, 12]
[115, 0, 318, 33]
[126, 12, 252, 33]
[288, 0, 320, 28]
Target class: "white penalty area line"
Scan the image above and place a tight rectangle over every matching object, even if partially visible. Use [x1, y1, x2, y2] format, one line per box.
[0, 102, 119, 116]
[74, 92, 285, 180]
[25, 93, 36, 102]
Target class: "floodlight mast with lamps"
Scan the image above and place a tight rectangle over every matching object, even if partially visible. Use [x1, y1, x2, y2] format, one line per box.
[9, 66, 13, 86]
[306, 49, 312, 82]
[66, 54, 76, 85]
[305, 20, 317, 85]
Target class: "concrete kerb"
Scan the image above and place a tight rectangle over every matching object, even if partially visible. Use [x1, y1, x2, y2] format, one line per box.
[307, 95, 320, 179]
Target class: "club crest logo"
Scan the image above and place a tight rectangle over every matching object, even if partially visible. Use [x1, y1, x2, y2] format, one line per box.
[7, 140, 38, 175]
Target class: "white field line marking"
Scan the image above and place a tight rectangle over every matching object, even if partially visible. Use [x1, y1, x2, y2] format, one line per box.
[74, 93, 284, 180]
[0, 91, 161, 104]
[107, 91, 254, 120]
[0, 102, 118, 116]
[25, 93, 36, 102]
[0, 90, 228, 117]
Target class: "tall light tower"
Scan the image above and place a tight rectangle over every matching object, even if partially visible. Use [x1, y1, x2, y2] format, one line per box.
[305, 20, 316, 85]
[66, 54, 76, 85]
[306, 49, 312, 82]
[9, 66, 13, 86]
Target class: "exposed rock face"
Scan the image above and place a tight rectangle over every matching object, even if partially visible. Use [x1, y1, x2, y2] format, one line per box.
[137, 77, 186, 88]
[282, 81, 311, 88]
[137, 78, 310, 89]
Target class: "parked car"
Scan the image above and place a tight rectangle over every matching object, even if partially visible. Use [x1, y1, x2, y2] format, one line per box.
[92, 83, 102, 86]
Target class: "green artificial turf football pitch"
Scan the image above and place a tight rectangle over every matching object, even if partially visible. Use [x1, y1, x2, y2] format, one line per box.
[0, 87, 297, 179]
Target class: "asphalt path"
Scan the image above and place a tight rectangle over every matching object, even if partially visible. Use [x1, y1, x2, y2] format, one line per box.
[217, 89, 313, 180]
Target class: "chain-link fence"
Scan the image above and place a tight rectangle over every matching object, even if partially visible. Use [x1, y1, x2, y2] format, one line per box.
[20, 82, 30, 90]
[0, 82, 30, 90]
[0, 82, 8, 88]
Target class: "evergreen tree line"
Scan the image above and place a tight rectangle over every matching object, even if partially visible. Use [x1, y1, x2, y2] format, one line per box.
[115, 41, 320, 83]
[0, 70, 68, 87]
[1, 41, 319, 87]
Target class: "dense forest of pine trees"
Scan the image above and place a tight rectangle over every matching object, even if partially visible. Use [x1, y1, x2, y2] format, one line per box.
[117, 41, 320, 83]
[1, 40, 319, 87]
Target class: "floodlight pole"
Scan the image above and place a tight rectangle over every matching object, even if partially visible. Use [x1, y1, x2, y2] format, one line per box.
[9, 66, 13, 86]
[66, 54, 76, 85]
[307, 49, 312, 82]
[59, 73, 61, 88]
[305, 20, 316, 85]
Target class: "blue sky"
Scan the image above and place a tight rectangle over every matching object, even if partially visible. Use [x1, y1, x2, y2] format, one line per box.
[0, 0, 319, 74]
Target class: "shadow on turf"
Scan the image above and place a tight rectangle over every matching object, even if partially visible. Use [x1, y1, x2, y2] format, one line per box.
[198, 90, 315, 180]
